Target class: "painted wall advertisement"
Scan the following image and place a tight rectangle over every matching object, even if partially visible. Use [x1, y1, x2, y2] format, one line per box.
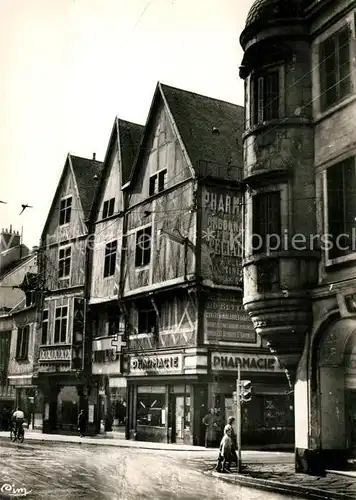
[201, 186, 242, 285]
[204, 293, 256, 343]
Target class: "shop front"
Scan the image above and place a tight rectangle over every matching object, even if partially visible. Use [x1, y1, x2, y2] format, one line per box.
[126, 349, 209, 445]
[210, 351, 294, 447]
[91, 335, 126, 433]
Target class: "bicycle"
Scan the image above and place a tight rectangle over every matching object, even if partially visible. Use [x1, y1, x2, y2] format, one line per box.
[10, 422, 25, 443]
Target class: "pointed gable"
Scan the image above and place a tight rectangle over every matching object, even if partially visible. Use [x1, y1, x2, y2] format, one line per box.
[119, 119, 144, 186]
[90, 118, 144, 223]
[69, 155, 103, 220]
[128, 82, 245, 189]
[160, 83, 244, 181]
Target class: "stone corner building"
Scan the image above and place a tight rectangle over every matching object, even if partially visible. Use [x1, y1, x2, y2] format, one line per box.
[239, 0, 356, 472]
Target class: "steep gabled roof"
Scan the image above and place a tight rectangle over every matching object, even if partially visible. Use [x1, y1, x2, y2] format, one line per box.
[119, 119, 145, 186]
[69, 155, 103, 220]
[128, 82, 244, 187]
[89, 117, 144, 222]
[41, 154, 103, 239]
[0, 253, 34, 281]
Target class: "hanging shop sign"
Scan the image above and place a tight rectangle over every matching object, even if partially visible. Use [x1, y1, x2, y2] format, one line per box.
[204, 293, 256, 343]
[211, 353, 285, 373]
[129, 353, 183, 375]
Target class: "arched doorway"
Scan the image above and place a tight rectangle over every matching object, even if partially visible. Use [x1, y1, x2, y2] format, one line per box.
[318, 319, 356, 457]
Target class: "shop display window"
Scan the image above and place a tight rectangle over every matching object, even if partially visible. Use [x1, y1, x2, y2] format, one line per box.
[137, 393, 165, 427]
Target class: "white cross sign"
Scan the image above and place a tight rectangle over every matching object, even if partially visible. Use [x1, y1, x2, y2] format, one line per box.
[111, 333, 127, 353]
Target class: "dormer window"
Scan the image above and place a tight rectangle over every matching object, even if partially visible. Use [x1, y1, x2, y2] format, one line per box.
[102, 198, 115, 219]
[149, 169, 167, 196]
[251, 71, 279, 125]
[59, 196, 72, 225]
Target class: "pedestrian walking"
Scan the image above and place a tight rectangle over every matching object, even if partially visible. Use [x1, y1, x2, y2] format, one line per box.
[202, 408, 221, 448]
[216, 416, 238, 473]
[77, 409, 86, 437]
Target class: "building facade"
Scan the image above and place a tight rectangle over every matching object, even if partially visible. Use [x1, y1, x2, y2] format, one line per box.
[240, 0, 356, 471]
[121, 83, 293, 446]
[89, 117, 143, 432]
[36, 154, 102, 434]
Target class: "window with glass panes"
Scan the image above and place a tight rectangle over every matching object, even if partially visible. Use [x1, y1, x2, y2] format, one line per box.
[41, 310, 49, 344]
[16, 326, 30, 360]
[251, 71, 279, 125]
[59, 196, 72, 225]
[319, 26, 352, 112]
[104, 240, 117, 277]
[58, 246, 71, 278]
[102, 198, 115, 219]
[252, 192, 281, 253]
[54, 306, 68, 343]
[135, 226, 152, 267]
[327, 156, 356, 259]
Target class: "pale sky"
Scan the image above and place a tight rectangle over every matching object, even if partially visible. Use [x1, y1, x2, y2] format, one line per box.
[0, 0, 254, 248]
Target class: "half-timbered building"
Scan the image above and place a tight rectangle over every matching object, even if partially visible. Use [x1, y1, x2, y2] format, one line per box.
[88, 117, 143, 432]
[121, 83, 293, 446]
[36, 153, 102, 434]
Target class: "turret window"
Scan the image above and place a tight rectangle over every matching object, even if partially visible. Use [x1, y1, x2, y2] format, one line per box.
[319, 26, 351, 112]
[251, 71, 279, 125]
[252, 192, 281, 254]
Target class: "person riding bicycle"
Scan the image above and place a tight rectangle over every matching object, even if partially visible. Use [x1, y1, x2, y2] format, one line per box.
[12, 407, 25, 437]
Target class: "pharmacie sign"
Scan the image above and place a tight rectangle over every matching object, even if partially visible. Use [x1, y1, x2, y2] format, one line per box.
[130, 354, 182, 375]
[212, 353, 285, 372]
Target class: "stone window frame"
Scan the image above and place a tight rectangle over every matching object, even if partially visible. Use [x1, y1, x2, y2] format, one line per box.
[246, 64, 285, 130]
[323, 152, 356, 267]
[312, 11, 356, 120]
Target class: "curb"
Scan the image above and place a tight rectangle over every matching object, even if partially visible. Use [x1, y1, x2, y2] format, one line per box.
[209, 470, 356, 500]
[0, 435, 209, 453]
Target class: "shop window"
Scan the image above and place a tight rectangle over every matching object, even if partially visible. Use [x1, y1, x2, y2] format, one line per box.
[327, 156, 356, 259]
[16, 325, 30, 360]
[262, 395, 294, 430]
[149, 169, 167, 196]
[138, 308, 158, 334]
[135, 226, 152, 267]
[58, 245, 71, 279]
[104, 240, 117, 277]
[251, 71, 279, 125]
[252, 192, 281, 254]
[102, 198, 115, 219]
[54, 306, 68, 343]
[319, 26, 352, 112]
[59, 196, 72, 225]
[136, 393, 165, 427]
[41, 310, 49, 345]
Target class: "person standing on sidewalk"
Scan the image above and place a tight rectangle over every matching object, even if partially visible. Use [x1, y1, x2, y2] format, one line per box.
[77, 409, 86, 437]
[202, 408, 220, 448]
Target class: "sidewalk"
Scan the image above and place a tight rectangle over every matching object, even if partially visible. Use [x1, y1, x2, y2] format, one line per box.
[210, 462, 356, 500]
[0, 429, 210, 453]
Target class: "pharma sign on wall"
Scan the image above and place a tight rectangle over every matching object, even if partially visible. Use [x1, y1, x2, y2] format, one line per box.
[129, 353, 183, 376]
[211, 353, 285, 373]
[200, 186, 242, 285]
[204, 293, 256, 343]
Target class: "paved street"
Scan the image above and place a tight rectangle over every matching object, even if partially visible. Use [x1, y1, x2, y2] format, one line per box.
[0, 441, 301, 500]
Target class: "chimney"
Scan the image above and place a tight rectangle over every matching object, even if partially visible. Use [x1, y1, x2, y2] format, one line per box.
[0, 226, 20, 252]
[92, 153, 96, 161]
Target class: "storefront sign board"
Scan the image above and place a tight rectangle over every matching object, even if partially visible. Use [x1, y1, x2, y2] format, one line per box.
[211, 353, 285, 373]
[129, 354, 183, 375]
[205, 294, 256, 343]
